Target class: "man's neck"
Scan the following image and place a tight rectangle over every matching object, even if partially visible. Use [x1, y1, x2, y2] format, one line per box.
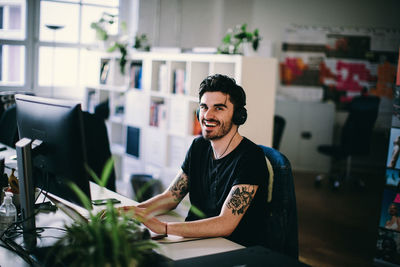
[210, 128, 243, 159]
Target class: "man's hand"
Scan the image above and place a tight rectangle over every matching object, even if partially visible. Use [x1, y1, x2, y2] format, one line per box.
[118, 206, 167, 235]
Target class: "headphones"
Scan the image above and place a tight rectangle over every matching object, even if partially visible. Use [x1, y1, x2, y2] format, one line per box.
[196, 105, 247, 125]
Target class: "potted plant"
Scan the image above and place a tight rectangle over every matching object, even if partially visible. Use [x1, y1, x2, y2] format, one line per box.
[133, 34, 151, 52]
[91, 13, 129, 75]
[47, 159, 158, 267]
[217, 23, 261, 55]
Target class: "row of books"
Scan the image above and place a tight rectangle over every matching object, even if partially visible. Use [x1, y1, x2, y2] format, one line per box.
[149, 100, 167, 128]
[157, 64, 188, 94]
[172, 68, 187, 94]
[129, 62, 142, 89]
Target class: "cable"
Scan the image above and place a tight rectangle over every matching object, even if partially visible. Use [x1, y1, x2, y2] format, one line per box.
[0, 170, 62, 265]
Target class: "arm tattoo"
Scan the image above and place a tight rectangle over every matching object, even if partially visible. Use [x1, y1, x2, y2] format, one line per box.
[226, 185, 255, 215]
[169, 172, 189, 202]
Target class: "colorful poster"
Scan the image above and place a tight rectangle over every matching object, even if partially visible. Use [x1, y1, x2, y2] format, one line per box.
[386, 128, 400, 169]
[375, 53, 400, 266]
[280, 25, 399, 105]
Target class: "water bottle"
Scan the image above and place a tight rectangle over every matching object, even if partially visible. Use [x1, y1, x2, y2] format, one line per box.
[0, 191, 17, 234]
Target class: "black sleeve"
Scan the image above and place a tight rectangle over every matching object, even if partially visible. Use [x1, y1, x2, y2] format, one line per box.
[233, 146, 268, 187]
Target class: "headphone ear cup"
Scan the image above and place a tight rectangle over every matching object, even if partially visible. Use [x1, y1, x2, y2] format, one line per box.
[233, 107, 247, 125]
[196, 108, 200, 122]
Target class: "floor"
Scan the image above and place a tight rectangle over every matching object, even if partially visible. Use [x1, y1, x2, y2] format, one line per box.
[295, 131, 388, 267]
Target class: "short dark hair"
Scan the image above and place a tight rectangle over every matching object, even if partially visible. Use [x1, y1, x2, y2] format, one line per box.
[198, 74, 246, 109]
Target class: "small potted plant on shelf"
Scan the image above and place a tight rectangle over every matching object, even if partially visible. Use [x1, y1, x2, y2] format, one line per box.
[91, 13, 129, 75]
[47, 159, 158, 267]
[217, 23, 262, 55]
[133, 34, 151, 52]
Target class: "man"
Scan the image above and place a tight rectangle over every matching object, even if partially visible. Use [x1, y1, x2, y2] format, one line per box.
[123, 74, 269, 247]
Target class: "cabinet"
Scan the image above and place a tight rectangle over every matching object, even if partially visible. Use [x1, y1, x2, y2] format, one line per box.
[275, 99, 335, 172]
[85, 52, 277, 192]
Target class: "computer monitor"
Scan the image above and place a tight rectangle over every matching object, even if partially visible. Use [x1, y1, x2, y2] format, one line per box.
[15, 94, 91, 207]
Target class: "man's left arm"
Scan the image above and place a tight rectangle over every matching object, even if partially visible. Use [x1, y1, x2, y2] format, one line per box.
[136, 184, 258, 237]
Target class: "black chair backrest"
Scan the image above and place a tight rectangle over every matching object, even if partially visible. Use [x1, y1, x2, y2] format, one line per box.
[82, 112, 116, 191]
[130, 174, 162, 202]
[273, 115, 286, 150]
[94, 100, 110, 121]
[0, 105, 18, 147]
[259, 145, 299, 259]
[341, 95, 380, 155]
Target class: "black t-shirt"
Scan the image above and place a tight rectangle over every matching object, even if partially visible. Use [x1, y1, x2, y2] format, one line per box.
[181, 136, 269, 247]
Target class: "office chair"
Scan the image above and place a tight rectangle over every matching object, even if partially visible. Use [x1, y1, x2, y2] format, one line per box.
[94, 99, 110, 121]
[316, 95, 380, 189]
[259, 145, 299, 259]
[0, 104, 18, 148]
[82, 112, 116, 191]
[130, 174, 162, 202]
[273, 115, 286, 150]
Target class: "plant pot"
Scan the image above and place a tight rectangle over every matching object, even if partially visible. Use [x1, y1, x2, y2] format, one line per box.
[242, 42, 258, 57]
[99, 34, 118, 51]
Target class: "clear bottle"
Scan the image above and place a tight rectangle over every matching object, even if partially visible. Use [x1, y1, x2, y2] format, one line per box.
[0, 191, 17, 234]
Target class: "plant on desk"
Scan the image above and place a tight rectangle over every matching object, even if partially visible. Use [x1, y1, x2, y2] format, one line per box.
[50, 158, 158, 267]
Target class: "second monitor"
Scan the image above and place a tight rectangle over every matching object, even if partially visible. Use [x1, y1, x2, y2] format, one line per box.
[15, 94, 91, 207]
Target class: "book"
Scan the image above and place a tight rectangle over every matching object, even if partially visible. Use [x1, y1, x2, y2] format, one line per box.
[99, 59, 110, 84]
[126, 126, 140, 158]
[149, 100, 167, 129]
[129, 62, 143, 89]
[173, 69, 186, 95]
[158, 64, 168, 93]
[192, 110, 202, 135]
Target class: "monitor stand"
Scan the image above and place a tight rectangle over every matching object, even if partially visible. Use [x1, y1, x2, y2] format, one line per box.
[16, 137, 37, 250]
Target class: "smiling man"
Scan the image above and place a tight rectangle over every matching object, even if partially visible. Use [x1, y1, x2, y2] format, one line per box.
[123, 74, 270, 247]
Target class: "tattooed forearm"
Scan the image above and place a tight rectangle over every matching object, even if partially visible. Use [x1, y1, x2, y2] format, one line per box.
[226, 185, 256, 215]
[169, 172, 189, 202]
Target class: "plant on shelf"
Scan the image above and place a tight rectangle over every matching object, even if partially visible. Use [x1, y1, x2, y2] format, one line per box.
[48, 159, 158, 267]
[133, 34, 151, 52]
[91, 12, 129, 75]
[217, 23, 262, 55]
[90, 12, 116, 42]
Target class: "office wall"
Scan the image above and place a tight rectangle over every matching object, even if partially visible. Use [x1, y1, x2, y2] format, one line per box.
[137, 0, 400, 56]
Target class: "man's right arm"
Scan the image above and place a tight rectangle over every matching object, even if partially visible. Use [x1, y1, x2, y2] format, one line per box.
[136, 169, 189, 215]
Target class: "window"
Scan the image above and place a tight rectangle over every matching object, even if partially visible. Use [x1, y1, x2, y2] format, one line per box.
[0, 0, 26, 86]
[37, 0, 119, 98]
[0, 0, 123, 99]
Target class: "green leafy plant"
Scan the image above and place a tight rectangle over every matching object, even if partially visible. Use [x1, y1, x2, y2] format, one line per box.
[217, 23, 261, 55]
[133, 34, 150, 52]
[90, 12, 116, 41]
[49, 158, 158, 267]
[107, 38, 128, 75]
[91, 13, 128, 75]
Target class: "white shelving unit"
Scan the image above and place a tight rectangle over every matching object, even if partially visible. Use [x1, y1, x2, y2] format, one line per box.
[85, 52, 277, 192]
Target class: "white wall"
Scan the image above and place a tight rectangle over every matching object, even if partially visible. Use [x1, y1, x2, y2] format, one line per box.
[137, 0, 400, 56]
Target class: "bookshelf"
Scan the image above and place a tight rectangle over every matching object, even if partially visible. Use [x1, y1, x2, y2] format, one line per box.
[85, 52, 277, 192]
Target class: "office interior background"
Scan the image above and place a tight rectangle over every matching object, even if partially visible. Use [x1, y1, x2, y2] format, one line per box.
[1, 0, 400, 266]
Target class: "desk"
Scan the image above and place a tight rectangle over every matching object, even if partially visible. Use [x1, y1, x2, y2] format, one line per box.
[0, 182, 244, 265]
[77, 182, 245, 261]
[0, 144, 244, 265]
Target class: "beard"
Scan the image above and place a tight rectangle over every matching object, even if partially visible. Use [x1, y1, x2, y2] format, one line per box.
[202, 119, 233, 140]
